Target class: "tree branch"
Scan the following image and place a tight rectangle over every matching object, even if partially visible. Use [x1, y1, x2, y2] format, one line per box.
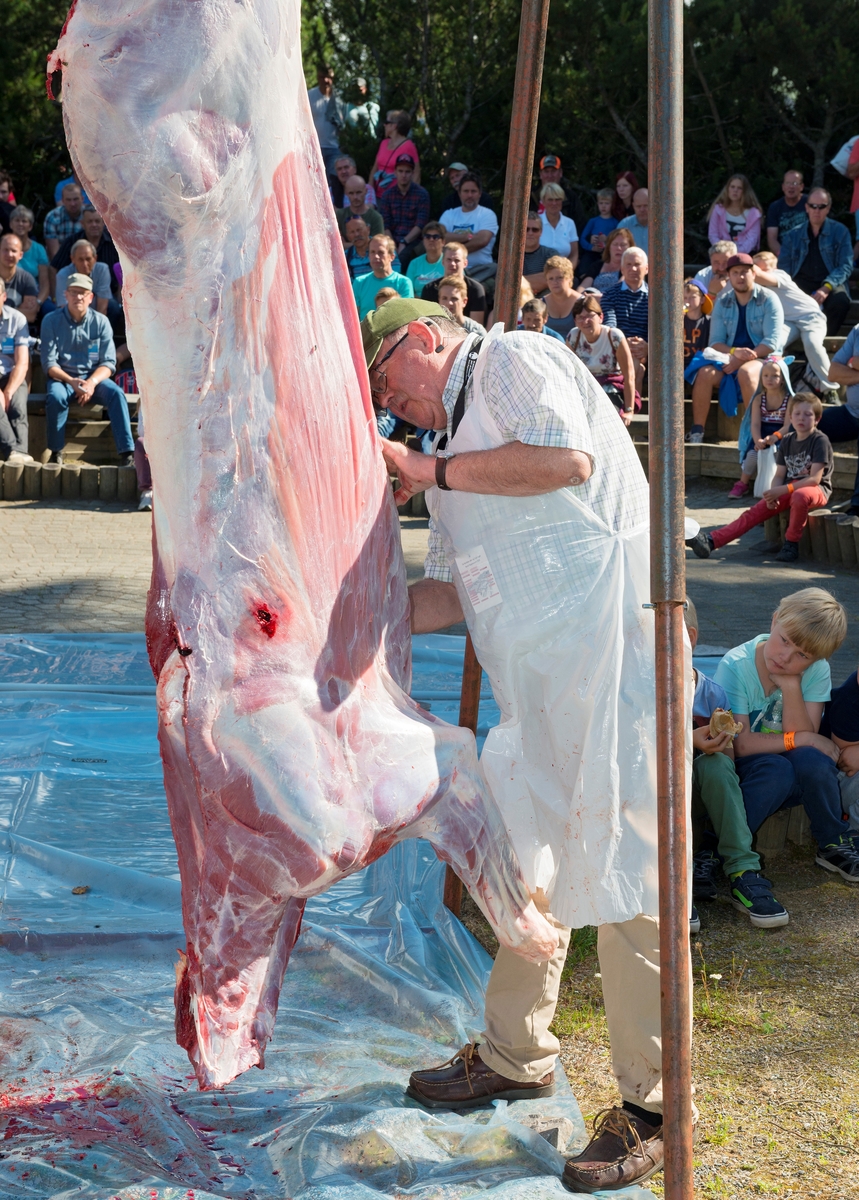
[599, 87, 647, 171]
[687, 40, 734, 173]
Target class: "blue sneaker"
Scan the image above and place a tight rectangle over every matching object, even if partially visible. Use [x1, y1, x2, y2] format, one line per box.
[730, 872, 789, 928]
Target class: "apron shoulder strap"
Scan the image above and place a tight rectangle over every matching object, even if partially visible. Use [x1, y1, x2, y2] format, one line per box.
[436, 336, 484, 452]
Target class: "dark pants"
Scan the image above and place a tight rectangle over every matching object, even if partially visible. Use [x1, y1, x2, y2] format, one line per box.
[735, 747, 849, 849]
[134, 437, 151, 490]
[0, 374, 28, 456]
[822, 287, 851, 337]
[46, 378, 134, 454]
[818, 403, 859, 509]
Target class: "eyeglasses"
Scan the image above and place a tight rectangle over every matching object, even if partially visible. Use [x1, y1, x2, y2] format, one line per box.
[807, 202, 829, 210]
[369, 331, 410, 396]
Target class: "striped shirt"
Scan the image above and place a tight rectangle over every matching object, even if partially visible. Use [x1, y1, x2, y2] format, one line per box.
[424, 331, 650, 582]
[600, 280, 649, 340]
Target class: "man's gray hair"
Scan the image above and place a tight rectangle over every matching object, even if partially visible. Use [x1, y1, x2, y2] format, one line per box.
[10, 204, 34, 226]
[427, 313, 466, 339]
[71, 238, 96, 257]
[622, 246, 648, 264]
[710, 240, 737, 258]
[335, 155, 357, 169]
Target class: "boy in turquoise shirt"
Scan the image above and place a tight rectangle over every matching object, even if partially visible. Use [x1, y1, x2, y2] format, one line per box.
[714, 588, 859, 881]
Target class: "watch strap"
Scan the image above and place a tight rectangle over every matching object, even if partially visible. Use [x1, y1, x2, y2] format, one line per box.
[436, 454, 453, 490]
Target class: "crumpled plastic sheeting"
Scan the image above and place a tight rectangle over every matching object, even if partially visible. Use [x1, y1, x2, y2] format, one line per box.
[0, 634, 659, 1199]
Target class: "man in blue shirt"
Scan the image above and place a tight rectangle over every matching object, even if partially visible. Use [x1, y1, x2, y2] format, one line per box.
[617, 189, 649, 255]
[601, 247, 649, 390]
[40, 273, 134, 467]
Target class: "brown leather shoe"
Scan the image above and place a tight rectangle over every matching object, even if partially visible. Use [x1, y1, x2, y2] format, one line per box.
[406, 1042, 555, 1111]
[562, 1107, 663, 1193]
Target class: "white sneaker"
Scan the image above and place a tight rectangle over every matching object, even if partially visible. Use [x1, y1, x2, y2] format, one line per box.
[685, 430, 704, 444]
[5, 450, 35, 464]
[138, 489, 153, 511]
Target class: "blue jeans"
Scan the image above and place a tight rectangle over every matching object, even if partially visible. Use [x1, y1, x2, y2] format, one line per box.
[818, 404, 859, 508]
[735, 747, 849, 849]
[46, 379, 134, 454]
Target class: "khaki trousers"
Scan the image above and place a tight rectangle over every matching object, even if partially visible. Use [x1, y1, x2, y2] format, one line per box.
[481, 911, 672, 1114]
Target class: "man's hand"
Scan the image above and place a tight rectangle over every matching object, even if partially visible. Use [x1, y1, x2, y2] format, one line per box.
[628, 337, 648, 362]
[73, 378, 95, 405]
[708, 276, 727, 297]
[730, 347, 757, 367]
[381, 438, 436, 505]
[836, 742, 859, 777]
[692, 726, 736, 755]
[794, 730, 839, 761]
[812, 288, 828, 306]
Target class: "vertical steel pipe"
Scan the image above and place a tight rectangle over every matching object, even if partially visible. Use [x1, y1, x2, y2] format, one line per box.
[447, 0, 551, 917]
[649, 0, 695, 1193]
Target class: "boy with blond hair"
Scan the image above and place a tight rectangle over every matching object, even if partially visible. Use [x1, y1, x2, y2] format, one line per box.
[685, 600, 788, 928]
[714, 588, 859, 881]
[688, 392, 834, 563]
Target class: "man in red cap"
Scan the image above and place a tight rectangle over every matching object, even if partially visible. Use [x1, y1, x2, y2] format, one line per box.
[533, 153, 587, 234]
[377, 154, 430, 270]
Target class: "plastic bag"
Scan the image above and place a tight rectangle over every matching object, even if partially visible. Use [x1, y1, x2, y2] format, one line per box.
[831, 135, 858, 176]
[754, 444, 778, 497]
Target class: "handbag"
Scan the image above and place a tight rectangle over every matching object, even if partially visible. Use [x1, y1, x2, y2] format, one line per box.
[754, 444, 778, 497]
[830, 135, 858, 176]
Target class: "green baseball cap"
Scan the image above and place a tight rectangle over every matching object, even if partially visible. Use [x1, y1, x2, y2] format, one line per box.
[360, 297, 448, 368]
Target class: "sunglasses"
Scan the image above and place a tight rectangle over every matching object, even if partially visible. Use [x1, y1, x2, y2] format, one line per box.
[424, 233, 442, 240]
[807, 202, 829, 210]
[369, 331, 410, 396]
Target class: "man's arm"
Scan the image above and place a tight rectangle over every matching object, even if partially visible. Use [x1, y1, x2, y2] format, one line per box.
[17, 290, 38, 322]
[829, 357, 859, 387]
[463, 229, 493, 252]
[45, 237, 59, 259]
[766, 226, 781, 256]
[820, 224, 855, 292]
[408, 578, 464, 633]
[3, 343, 28, 398]
[567, 240, 579, 271]
[382, 439, 592, 506]
[523, 271, 548, 293]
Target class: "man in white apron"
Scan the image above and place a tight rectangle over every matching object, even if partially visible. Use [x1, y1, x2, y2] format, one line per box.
[362, 298, 671, 1193]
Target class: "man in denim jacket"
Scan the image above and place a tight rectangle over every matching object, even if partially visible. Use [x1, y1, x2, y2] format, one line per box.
[779, 189, 853, 336]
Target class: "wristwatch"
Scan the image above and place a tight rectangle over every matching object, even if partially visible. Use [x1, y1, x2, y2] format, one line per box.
[435, 454, 454, 490]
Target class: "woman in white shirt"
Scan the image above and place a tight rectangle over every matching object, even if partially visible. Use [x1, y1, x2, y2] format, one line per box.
[539, 183, 578, 269]
[567, 294, 637, 425]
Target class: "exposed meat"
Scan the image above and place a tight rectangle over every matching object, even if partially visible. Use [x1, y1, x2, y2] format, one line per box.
[50, 0, 558, 1090]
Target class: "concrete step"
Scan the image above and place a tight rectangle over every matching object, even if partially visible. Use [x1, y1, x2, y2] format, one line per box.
[0, 460, 139, 504]
[633, 439, 857, 493]
[25, 393, 139, 465]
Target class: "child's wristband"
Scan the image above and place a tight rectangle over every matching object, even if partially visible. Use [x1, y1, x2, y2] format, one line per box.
[783, 731, 796, 751]
[773, 431, 783, 441]
[787, 482, 794, 494]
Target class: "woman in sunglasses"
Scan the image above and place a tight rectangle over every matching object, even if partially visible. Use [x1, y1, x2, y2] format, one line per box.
[405, 222, 448, 291]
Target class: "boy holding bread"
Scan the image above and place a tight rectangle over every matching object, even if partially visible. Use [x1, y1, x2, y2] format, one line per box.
[686, 599, 790, 928]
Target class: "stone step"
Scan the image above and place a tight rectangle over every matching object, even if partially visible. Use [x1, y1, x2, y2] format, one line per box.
[25, 394, 140, 465]
[0, 460, 139, 504]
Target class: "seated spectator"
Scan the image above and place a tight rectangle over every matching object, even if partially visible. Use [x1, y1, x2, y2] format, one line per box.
[693, 240, 737, 303]
[421, 242, 486, 324]
[823, 321, 859, 517]
[439, 174, 498, 284]
[44, 183, 84, 259]
[520, 296, 566, 342]
[684, 599, 789, 929]
[542, 254, 581, 339]
[374, 286, 400, 308]
[577, 190, 618, 283]
[778, 189, 853, 336]
[343, 217, 374, 281]
[682, 278, 712, 369]
[352, 234, 413, 319]
[377, 156, 431, 269]
[40, 273, 135, 467]
[521, 212, 555, 294]
[437, 275, 484, 335]
[686, 253, 785, 441]
[56, 240, 111, 315]
[50, 207, 120, 286]
[53, 170, 89, 207]
[406, 222, 447, 291]
[617, 188, 649, 254]
[330, 155, 357, 209]
[688, 394, 832, 564]
[765, 170, 807, 258]
[532, 154, 587, 234]
[567, 294, 637, 425]
[707, 174, 764, 255]
[0, 276, 32, 464]
[0, 172, 15, 205]
[336, 176, 383, 239]
[611, 171, 639, 220]
[373, 110, 420, 196]
[753, 250, 834, 394]
[538, 184, 578, 267]
[9, 206, 50, 310]
[587, 226, 635, 292]
[0, 234, 38, 324]
[437, 162, 496, 218]
[819, 661, 859, 832]
[729, 355, 794, 499]
[710, 589, 857, 882]
[600, 247, 649, 389]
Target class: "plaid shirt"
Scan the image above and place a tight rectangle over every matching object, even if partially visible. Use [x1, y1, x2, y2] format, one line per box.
[378, 182, 430, 244]
[424, 331, 649, 582]
[43, 206, 83, 244]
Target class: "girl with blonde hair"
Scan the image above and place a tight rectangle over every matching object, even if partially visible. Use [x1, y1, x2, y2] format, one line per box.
[707, 174, 763, 254]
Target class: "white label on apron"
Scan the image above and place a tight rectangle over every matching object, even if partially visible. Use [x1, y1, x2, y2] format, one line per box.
[455, 545, 502, 613]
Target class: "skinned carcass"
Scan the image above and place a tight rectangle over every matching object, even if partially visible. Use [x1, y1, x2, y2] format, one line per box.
[49, 0, 558, 1090]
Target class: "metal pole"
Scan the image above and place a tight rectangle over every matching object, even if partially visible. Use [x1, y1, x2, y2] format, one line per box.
[649, 0, 695, 1192]
[445, 0, 551, 918]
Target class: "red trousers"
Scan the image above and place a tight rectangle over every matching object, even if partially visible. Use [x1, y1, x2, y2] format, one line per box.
[711, 485, 827, 549]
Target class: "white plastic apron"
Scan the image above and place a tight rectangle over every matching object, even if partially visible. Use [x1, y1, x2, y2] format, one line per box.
[428, 328, 661, 929]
